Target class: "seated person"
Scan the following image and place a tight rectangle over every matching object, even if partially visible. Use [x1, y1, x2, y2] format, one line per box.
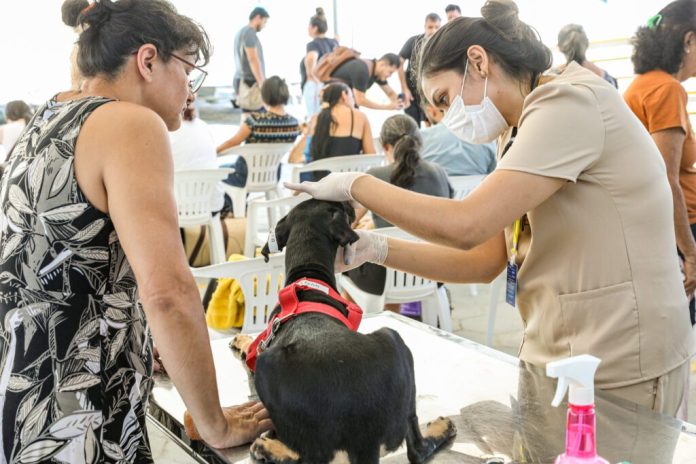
[345, 114, 452, 300]
[169, 95, 224, 212]
[306, 82, 376, 180]
[420, 102, 496, 177]
[329, 54, 403, 110]
[216, 76, 301, 187]
[0, 100, 33, 161]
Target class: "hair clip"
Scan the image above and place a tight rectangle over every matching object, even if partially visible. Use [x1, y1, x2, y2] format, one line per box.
[647, 13, 663, 29]
[320, 102, 330, 109]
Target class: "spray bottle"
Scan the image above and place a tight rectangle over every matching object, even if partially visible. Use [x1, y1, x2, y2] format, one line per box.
[546, 355, 609, 464]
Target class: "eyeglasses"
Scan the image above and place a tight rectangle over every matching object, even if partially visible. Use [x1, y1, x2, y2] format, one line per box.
[170, 53, 208, 93]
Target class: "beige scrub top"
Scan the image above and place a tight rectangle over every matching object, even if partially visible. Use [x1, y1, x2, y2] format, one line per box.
[496, 62, 694, 388]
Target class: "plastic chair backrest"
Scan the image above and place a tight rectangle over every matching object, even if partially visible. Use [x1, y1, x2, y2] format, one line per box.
[245, 193, 312, 256]
[191, 254, 286, 333]
[291, 154, 385, 183]
[173, 169, 231, 227]
[374, 227, 437, 300]
[219, 143, 293, 192]
[448, 174, 487, 199]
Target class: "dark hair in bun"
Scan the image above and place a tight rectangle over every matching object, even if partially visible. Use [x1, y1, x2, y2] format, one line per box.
[61, 0, 90, 28]
[77, 0, 211, 79]
[416, 0, 551, 95]
[310, 7, 328, 34]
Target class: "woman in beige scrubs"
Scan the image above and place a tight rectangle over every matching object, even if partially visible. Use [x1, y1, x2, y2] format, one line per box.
[288, 0, 695, 416]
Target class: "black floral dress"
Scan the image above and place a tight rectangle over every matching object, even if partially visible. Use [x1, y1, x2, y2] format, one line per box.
[0, 96, 154, 463]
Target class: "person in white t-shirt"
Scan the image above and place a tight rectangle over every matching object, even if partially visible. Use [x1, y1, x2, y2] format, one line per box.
[169, 96, 225, 211]
[0, 100, 33, 161]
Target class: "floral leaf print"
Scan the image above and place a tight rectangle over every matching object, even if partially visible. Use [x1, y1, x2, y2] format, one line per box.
[73, 319, 99, 344]
[47, 411, 102, 439]
[75, 346, 100, 363]
[103, 293, 131, 309]
[10, 160, 28, 179]
[68, 219, 105, 244]
[74, 247, 109, 261]
[1, 234, 23, 262]
[48, 159, 72, 198]
[102, 440, 125, 460]
[84, 424, 99, 464]
[20, 396, 51, 444]
[17, 438, 68, 464]
[15, 386, 41, 427]
[28, 155, 44, 205]
[8, 185, 33, 214]
[39, 203, 89, 224]
[105, 307, 129, 326]
[58, 373, 101, 392]
[108, 329, 128, 365]
[7, 374, 34, 392]
[6, 206, 26, 233]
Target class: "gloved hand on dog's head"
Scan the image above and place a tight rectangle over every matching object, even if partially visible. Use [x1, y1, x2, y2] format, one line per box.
[284, 172, 366, 208]
[334, 229, 388, 273]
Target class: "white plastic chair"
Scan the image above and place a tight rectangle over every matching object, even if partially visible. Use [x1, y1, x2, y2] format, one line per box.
[191, 254, 286, 334]
[218, 143, 294, 218]
[244, 193, 312, 257]
[290, 154, 385, 184]
[448, 174, 487, 199]
[174, 169, 232, 265]
[339, 227, 453, 332]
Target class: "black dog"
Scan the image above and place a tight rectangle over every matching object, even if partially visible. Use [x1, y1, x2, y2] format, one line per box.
[232, 199, 456, 463]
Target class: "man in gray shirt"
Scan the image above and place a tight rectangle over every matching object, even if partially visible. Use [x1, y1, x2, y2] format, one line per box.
[234, 7, 269, 106]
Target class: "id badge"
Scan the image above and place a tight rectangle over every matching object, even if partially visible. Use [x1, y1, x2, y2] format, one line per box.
[506, 261, 518, 307]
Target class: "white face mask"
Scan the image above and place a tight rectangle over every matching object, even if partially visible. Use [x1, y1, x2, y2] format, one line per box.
[441, 61, 509, 144]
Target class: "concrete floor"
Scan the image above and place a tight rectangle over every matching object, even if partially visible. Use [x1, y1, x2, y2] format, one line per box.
[445, 281, 696, 424]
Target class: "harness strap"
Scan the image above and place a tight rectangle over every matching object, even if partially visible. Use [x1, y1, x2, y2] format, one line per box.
[245, 278, 363, 371]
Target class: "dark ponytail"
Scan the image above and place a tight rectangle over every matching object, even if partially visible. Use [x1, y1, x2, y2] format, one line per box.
[380, 115, 422, 189]
[557, 24, 589, 65]
[77, 0, 211, 79]
[310, 82, 350, 161]
[416, 0, 551, 96]
[61, 0, 89, 28]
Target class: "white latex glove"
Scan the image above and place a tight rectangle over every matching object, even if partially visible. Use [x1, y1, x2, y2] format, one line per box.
[284, 172, 366, 207]
[334, 229, 388, 273]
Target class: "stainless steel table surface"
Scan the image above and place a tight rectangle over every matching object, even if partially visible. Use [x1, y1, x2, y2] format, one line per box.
[148, 312, 696, 463]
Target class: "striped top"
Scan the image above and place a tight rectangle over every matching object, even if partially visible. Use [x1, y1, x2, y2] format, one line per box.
[246, 110, 301, 144]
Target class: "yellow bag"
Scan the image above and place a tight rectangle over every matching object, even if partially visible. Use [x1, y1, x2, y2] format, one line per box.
[205, 254, 248, 330]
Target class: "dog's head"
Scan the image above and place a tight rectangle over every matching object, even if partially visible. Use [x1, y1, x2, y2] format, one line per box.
[261, 199, 359, 262]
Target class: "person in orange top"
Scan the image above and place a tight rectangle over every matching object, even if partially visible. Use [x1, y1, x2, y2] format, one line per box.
[624, 0, 696, 326]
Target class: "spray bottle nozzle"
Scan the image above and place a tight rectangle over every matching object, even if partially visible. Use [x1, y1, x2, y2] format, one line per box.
[546, 355, 601, 407]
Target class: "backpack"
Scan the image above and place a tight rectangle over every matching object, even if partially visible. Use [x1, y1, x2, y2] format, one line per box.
[312, 46, 361, 83]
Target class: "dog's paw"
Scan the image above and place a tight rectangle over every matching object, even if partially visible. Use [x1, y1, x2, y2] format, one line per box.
[229, 334, 253, 359]
[250, 436, 300, 464]
[424, 416, 457, 442]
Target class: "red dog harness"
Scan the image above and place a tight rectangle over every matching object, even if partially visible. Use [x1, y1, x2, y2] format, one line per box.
[245, 278, 363, 371]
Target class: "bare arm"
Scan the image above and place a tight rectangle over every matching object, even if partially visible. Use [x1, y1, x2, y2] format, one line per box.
[217, 123, 252, 154]
[353, 89, 400, 111]
[397, 57, 413, 106]
[350, 169, 565, 250]
[379, 82, 399, 102]
[384, 232, 507, 284]
[652, 128, 696, 295]
[304, 50, 319, 82]
[77, 104, 268, 447]
[359, 114, 375, 154]
[245, 47, 265, 85]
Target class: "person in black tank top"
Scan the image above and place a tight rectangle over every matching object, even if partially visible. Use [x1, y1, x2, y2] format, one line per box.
[309, 82, 370, 180]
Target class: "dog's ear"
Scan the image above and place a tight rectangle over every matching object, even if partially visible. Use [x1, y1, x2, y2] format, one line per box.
[328, 209, 359, 247]
[261, 215, 291, 262]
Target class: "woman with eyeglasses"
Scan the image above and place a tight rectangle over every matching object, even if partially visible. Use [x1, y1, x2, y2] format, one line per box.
[0, 1, 269, 462]
[288, 0, 694, 417]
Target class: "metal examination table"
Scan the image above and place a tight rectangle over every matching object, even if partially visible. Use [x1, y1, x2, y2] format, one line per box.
[148, 312, 696, 463]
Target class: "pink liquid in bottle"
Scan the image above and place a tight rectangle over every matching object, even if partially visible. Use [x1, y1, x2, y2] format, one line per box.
[555, 404, 609, 464]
